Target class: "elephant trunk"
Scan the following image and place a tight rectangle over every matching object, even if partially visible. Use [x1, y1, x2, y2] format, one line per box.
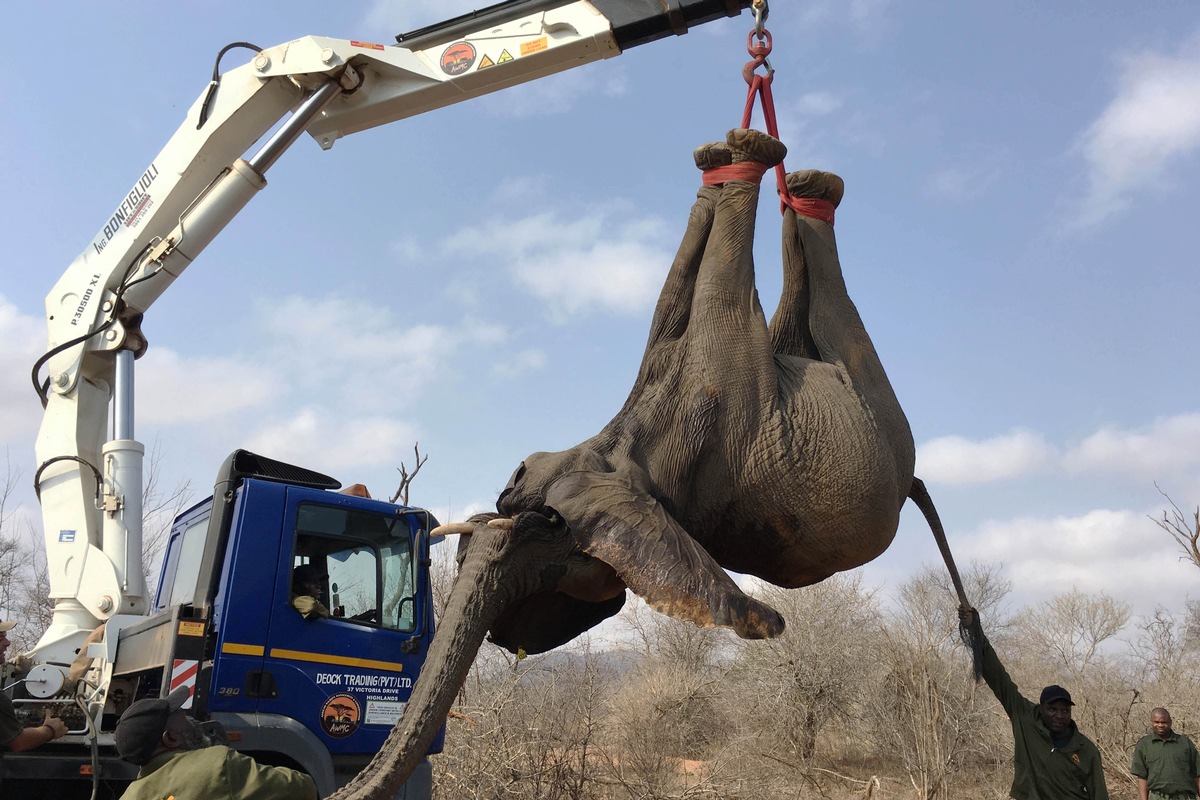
[327, 524, 522, 800]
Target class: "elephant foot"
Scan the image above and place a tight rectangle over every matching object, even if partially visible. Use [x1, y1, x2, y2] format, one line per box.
[694, 128, 787, 172]
[785, 169, 844, 208]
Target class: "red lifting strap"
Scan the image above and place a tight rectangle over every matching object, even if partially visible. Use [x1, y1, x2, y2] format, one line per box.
[702, 162, 769, 185]
[740, 29, 836, 226]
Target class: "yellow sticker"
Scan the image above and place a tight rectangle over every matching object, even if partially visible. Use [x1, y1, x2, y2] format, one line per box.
[497, 49, 514, 63]
[520, 37, 548, 57]
[478, 54, 496, 69]
[177, 620, 205, 637]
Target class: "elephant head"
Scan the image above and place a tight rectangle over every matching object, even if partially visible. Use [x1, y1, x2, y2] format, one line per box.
[329, 128, 916, 799]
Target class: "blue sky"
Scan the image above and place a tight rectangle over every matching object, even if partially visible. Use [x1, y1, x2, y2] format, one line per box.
[2, 1, 1199, 626]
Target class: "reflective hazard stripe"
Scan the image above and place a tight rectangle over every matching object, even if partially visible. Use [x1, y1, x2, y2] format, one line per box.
[171, 659, 198, 709]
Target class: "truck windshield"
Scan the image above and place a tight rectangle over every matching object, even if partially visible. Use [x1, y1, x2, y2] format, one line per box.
[291, 504, 420, 633]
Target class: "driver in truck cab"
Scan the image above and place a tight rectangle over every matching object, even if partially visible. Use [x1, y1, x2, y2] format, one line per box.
[114, 686, 317, 800]
[291, 563, 332, 619]
[292, 563, 377, 623]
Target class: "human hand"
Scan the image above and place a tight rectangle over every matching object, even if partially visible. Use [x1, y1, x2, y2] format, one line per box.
[42, 712, 68, 740]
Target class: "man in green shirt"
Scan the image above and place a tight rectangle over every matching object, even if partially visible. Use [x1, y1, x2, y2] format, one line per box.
[1130, 707, 1200, 800]
[115, 686, 318, 800]
[962, 608, 1109, 800]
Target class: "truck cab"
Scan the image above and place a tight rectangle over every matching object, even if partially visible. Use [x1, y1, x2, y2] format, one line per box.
[3, 450, 443, 799]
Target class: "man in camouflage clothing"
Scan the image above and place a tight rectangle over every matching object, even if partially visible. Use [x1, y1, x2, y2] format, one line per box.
[115, 686, 317, 800]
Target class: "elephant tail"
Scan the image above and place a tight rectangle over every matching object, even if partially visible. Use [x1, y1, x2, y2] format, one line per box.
[908, 477, 983, 681]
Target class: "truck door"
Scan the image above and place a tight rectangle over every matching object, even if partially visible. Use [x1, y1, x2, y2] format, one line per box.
[219, 487, 439, 757]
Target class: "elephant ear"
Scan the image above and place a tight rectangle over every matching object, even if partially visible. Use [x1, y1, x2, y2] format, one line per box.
[545, 471, 785, 639]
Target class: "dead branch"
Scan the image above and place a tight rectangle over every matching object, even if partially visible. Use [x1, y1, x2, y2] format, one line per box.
[390, 443, 428, 505]
[1151, 484, 1200, 570]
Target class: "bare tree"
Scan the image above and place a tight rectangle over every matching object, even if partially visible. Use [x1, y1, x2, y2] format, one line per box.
[435, 641, 613, 800]
[1151, 485, 1200, 570]
[389, 443, 428, 506]
[865, 564, 1013, 800]
[1014, 589, 1130, 678]
[139, 439, 194, 593]
[0, 457, 25, 620]
[733, 574, 882, 763]
[618, 598, 729, 674]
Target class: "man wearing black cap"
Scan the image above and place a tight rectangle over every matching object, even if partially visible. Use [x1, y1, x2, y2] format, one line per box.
[114, 686, 317, 800]
[1, 620, 70, 752]
[961, 608, 1109, 800]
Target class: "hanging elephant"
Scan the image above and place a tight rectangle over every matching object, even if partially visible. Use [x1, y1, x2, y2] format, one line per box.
[330, 128, 931, 799]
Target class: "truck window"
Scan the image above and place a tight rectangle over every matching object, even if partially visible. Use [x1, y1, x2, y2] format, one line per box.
[160, 514, 209, 609]
[291, 504, 420, 633]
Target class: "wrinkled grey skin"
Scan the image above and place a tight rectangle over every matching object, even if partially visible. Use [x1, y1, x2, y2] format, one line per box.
[329, 129, 916, 799]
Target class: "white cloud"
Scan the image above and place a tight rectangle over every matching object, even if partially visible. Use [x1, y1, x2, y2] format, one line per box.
[918, 411, 1200, 486]
[255, 295, 506, 408]
[917, 429, 1054, 485]
[388, 233, 425, 263]
[962, 508, 1193, 614]
[1063, 412, 1200, 477]
[0, 296, 44, 447]
[137, 349, 276, 426]
[492, 348, 547, 380]
[246, 407, 420, 473]
[1074, 35, 1200, 225]
[444, 207, 671, 320]
[511, 237, 668, 322]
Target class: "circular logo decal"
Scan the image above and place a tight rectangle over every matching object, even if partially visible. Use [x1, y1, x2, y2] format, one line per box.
[320, 693, 361, 738]
[440, 41, 477, 75]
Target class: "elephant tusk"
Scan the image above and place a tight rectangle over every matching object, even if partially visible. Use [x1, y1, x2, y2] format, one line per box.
[487, 518, 515, 531]
[431, 522, 475, 536]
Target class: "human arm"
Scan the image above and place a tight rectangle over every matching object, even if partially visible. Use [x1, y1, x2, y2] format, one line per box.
[1088, 748, 1110, 800]
[1130, 737, 1150, 800]
[4, 711, 68, 752]
[958, 607, 1030, 719]
[224, 747, 319, 800]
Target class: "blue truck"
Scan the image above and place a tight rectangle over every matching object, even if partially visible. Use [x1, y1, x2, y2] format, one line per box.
[3, 450, 442, 799]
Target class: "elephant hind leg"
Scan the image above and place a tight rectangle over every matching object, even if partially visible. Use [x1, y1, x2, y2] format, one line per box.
[768, 170, 844, 361]
[641, 127, 786, 352]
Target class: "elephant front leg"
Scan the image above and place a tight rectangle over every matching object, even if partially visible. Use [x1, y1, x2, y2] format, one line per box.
[768, 169, 916, 499]
[767, 169, 843, 361]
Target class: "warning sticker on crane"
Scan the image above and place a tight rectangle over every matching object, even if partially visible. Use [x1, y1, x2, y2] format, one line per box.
[520, 37, 548, 57]
[171, 659, 198, 709]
